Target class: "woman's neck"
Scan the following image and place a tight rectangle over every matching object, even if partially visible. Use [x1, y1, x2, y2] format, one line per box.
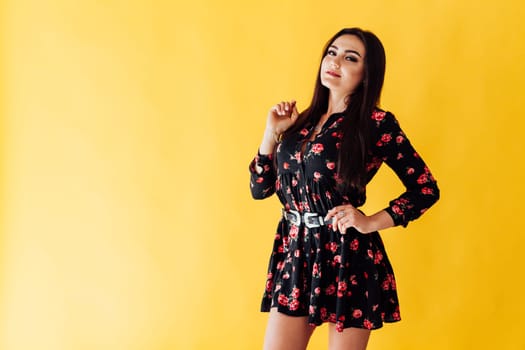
[326, 91, 348, 116]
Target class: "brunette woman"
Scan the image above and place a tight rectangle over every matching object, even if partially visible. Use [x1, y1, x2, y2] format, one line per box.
[249, 28, 440, 350]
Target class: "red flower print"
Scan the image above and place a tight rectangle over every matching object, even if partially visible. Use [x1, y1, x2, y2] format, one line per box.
[392, 205, 404, 215]
[413, 152, 420, 158]
[325, 284, 336, 295]
[363, 319, 374, 330]
[289, 299, 300, 311]
[313, 172, 322, 181]
[331, 131, 343, 139]
[294, 250, 301, 258]
[300, 128, 309, 136]
[309, 305, 316, 314]
[407, 167, 415, 175]
[382, 280, 389, 290]
[381, 133, 392, 143]
[421, 187, 434, 195]
[256, 177, 264, 183]
[397, 152, 403, 160]
[329, 242, 338, 253]
[265, 279, 273, 292]
[336, 322, 344, 332]
[367, 250, 374, 259]
[417, 174, 428, 184]
[325, 191, 332, 200]
[320, 307, 328, 321]
[292, 178, 298, 187]
[337, 281, 347, 297]
[294, 152, 301, 162]
[350, 239, 359, 251]
[289, 225, 298, 239]
[336, 142, 341, 149]
[352, 309, 363, 318]
[396, 135, 405, 144]
[372, 110, 385, 122]
[326, 162, 335, 170]
[314, 287, 321, 295]
[374, 251, 383, 264]
[349, 275, 358, 285]
[363, 271, 368, 279]
[283, 162, 290, 170]
[329, 313, 337, 323]
[291, 287, 300, 299]
[336, 117, 344, 123]
[312, 263, 319, 276]
[392, 311, 401, 320]
[283, 272, 290, 280]
[278, 294, 289, 306]
[333, 255, 341, 264]
[276, 261, 284, 271]
[311, 143, 324, 154]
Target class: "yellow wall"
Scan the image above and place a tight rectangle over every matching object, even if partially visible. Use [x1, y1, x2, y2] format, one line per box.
[1, 0, 524, 349]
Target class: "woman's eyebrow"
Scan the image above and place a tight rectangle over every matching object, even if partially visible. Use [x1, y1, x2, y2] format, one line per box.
[329, 45, 362, 57]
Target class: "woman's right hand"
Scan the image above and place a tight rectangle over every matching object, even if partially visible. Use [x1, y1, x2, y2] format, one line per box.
[266, 100, 299, 135]
[259, 100, 299, 155]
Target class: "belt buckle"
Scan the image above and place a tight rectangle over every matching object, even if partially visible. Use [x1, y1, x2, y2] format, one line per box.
[303, 212, 322, 228]
[284, 209, 301, 226]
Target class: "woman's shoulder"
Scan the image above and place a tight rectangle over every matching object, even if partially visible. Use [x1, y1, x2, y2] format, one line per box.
[370, 108, 400, 130]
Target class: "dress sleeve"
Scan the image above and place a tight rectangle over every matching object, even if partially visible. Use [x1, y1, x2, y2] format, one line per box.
[249, 151, 277, 199]
[374, 112, 440, 227]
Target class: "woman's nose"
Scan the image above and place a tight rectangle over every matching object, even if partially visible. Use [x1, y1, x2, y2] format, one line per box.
[330, 59, 340, 69]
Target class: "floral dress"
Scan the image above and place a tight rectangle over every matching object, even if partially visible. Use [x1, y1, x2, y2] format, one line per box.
[249, 109, 440, 332]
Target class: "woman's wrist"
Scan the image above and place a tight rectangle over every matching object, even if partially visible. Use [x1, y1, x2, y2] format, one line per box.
[259, 128, 280, 155]
[365, 210, 395, 233]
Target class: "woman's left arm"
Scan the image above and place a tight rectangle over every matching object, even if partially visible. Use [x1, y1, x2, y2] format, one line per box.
[326, 111, 440, 233]
[375, 111, 440, 227]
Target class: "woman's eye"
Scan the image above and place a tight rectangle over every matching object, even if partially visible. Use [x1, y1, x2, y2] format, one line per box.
[345, 56, 358, 62]
[327, 50, 336, 56]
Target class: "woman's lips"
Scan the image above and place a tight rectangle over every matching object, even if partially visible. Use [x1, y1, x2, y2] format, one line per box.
[326, 70, 341, 78]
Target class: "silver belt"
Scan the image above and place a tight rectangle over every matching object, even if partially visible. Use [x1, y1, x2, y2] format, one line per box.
[282, 209, 334, 229]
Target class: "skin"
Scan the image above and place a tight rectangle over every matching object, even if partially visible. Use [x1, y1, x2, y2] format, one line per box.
[260, 34, 394, 350]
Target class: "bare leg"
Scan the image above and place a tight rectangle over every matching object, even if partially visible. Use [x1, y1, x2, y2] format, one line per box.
[328, 323, 371, 350]
[263, 308, 316, 350]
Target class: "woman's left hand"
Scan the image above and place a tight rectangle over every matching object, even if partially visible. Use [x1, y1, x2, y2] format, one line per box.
[325, 205, 373, 234]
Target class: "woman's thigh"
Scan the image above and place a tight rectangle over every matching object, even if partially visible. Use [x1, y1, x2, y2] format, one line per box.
[328, 323, 371, 350]
[263, 308, 316, 350]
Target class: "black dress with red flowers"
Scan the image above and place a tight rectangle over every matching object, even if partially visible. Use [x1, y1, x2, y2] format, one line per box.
[249, 109, 439, 332]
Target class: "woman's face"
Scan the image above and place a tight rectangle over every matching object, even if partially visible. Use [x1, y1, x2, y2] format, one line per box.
[320, 34, 366, 95]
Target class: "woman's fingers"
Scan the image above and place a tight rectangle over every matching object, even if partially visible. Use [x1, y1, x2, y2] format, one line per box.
[272, 100, 296, 116]
[325, 205, 358, 233]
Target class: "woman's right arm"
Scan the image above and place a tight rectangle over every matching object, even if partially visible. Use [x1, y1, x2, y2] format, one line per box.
[249, 101, 299, 199]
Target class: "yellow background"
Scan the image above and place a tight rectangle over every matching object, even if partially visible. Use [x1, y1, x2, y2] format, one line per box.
[1, 0, 524, 349]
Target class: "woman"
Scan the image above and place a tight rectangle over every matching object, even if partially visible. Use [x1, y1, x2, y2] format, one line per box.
[249, 28, 439, 350]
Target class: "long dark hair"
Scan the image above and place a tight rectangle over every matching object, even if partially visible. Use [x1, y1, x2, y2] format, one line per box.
[284, 28, 386, 193]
